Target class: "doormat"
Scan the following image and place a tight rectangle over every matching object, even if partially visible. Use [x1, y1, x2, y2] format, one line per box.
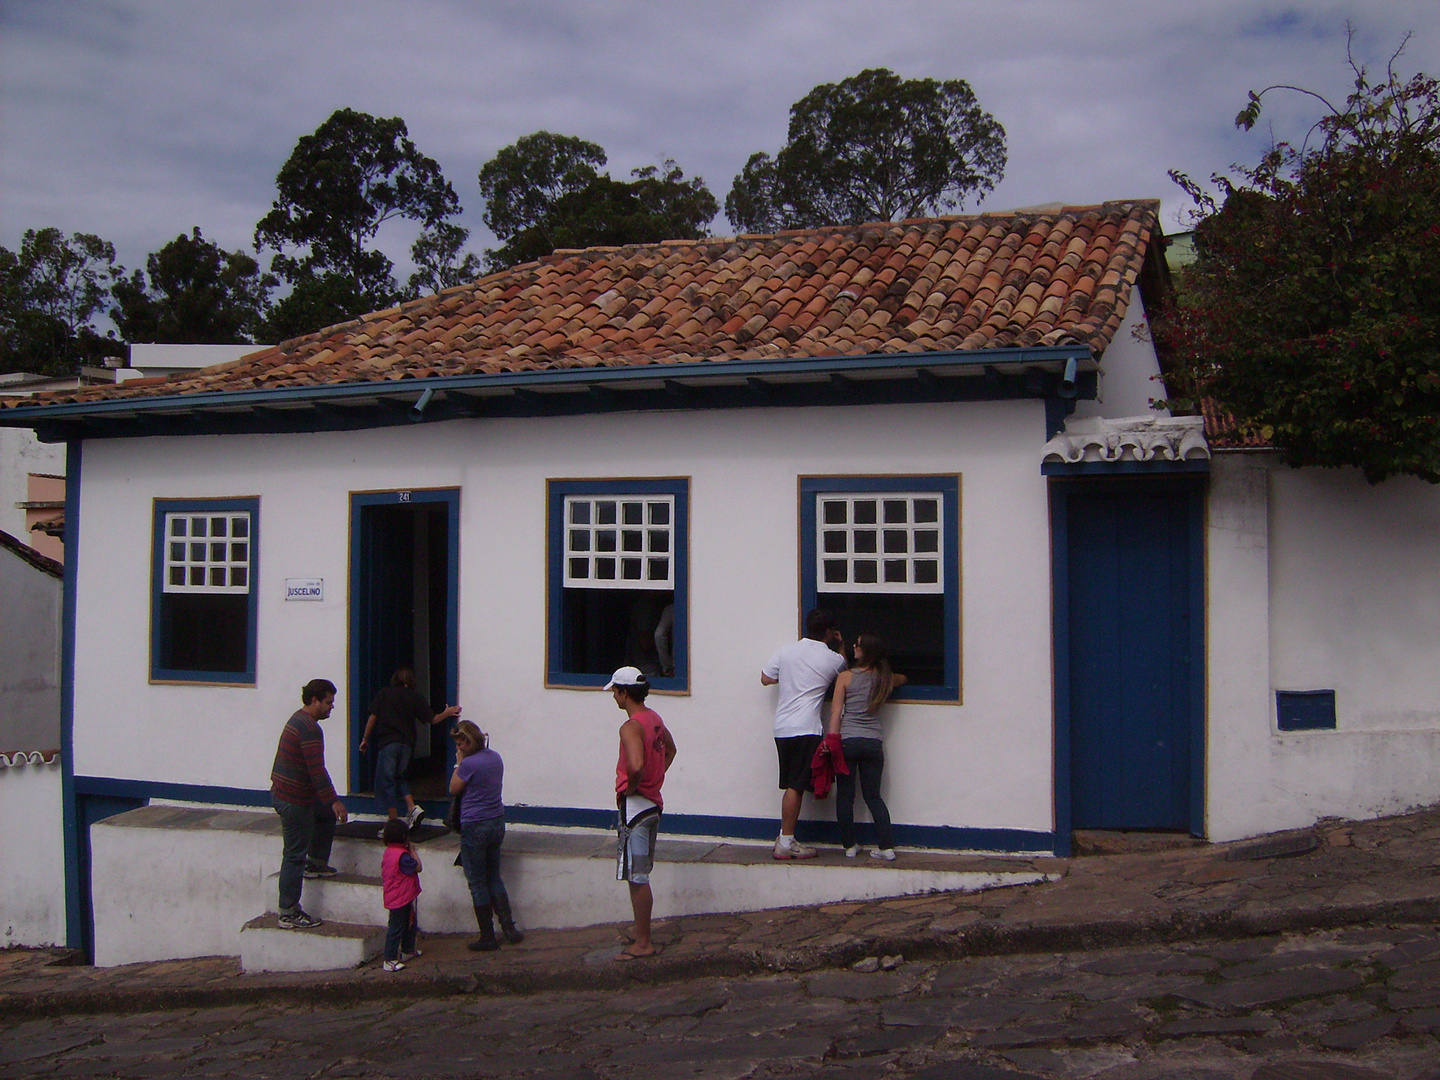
[332, 820, 452, 843]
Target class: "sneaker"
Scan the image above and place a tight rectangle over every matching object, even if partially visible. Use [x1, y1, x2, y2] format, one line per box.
[376, 828, 388, 840]
[399, 948, 422, 961]
[870, 848, 897, 861]
[277, 909, 322, 930]
[406, 805, 426, 830]
[843, 845, 859, 858]
[303, 863, 339, 879]
[383, 959, 405, 972]
[773, 838, 817, 860]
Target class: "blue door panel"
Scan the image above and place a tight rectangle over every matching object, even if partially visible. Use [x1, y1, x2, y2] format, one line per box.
[1066, 485, 1198, 831]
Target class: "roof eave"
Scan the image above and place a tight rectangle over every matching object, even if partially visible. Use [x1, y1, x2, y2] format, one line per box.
[3, 345, 1095, 442]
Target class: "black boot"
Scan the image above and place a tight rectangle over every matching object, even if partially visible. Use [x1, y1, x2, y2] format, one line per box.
[467, 904, 498, 951]
[492, 893, 525, 945]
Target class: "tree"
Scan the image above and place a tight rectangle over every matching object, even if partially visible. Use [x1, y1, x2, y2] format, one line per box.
[724, 68, 1007, 233]
[0, 227, 123, 375]
[478, 133, 717, 269]
[406, 222, 482, 297]
[1163, 40, 1440, 483]
[255, 108, 463, 338]
[111, 227, 275, 344]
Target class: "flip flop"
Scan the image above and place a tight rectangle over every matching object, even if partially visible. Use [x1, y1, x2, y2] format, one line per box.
[613, 945, 660, 962]
[617, 928, 636, 944]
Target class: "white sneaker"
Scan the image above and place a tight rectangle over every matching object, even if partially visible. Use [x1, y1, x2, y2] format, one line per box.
[844, 845, 859, 858]
[406, 805, 426, 829]
[383, 959, 405, 972]
[870, 848, 897, 861]
[399, 948, 422, 961]
[773, 838, 817, 860]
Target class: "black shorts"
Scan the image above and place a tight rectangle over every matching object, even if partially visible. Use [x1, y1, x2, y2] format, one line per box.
[775, 734, 822, 792]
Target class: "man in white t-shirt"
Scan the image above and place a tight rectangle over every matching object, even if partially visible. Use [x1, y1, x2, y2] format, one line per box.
[761, 609, 847, 859]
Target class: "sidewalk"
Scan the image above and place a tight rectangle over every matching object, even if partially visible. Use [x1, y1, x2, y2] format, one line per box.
[3, 805, 1437, 1018]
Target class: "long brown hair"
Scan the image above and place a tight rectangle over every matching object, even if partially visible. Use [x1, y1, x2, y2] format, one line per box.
[854, 633, 898, 714]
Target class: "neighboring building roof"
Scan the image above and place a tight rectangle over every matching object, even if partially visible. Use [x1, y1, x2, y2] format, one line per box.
[0, 528, 63, 579]
[1201, 398, 1273, 450]
[0, 201, 1164, 439]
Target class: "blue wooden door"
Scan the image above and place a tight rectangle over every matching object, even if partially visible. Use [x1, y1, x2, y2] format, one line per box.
[1060, 481, 1203, 832]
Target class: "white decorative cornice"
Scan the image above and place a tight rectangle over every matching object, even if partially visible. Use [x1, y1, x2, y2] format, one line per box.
[0, 749, 61, 768]
[1043, 415, 1210, 464]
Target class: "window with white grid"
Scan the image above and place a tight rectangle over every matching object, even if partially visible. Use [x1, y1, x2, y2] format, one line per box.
[816, 494, 943, 594]
[563, 495, 674, 589]
[163, 511, 251, 594]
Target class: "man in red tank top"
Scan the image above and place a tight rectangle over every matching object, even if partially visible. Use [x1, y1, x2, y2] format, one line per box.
[608, 665, 678, 960]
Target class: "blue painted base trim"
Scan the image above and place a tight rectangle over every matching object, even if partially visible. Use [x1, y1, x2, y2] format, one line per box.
[72, 778, 1056, 854]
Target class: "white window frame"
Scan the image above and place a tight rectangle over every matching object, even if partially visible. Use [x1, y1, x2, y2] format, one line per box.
[162, 510, 252, 595]
[562, 494, 675, 590]
[815, 492, 944, 595]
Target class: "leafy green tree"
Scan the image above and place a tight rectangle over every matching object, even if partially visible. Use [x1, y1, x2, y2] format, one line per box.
[406, 221, 483, 297]
[0, 227, 123, 375]
[478, 134, 717, 269]
[255, 107, 462, 338]
[1163, 45, 1440, 483]
[725, 68, 1007, 232]
[111, 227, 275, 344]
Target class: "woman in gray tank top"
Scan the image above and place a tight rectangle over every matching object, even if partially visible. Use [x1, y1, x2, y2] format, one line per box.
[826, 634, 907, 860]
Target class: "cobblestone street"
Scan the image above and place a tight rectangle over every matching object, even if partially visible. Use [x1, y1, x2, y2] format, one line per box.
[5, 922, 1439, 1079]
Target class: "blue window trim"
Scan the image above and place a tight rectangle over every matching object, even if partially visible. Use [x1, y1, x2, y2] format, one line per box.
[150, 496, 259, 684]
[546, 478, 689, 691]
[799, 475, 961, 703]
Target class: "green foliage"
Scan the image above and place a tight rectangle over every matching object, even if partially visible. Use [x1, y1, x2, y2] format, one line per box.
[255, 108, 464, 337]
[0, 227, 123, 376]
[1163, 44, 1440, 483]
[725, 68, 1007, 232]
[406, 222, 483, 298]
[478, 133, 717, 269]
[111, 227, 275, 344]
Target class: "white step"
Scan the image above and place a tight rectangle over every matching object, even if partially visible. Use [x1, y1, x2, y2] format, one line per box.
[264, 870, 385, 927]
[239, 913, 384, 973]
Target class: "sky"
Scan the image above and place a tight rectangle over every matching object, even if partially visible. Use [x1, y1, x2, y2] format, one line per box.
[3, 0, 1438, 291]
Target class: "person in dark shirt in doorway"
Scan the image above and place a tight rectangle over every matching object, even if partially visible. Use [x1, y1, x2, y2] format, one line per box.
[359, 667, 461, 832]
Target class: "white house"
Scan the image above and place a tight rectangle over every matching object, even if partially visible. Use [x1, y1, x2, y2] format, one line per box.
[3, 201, 1436, 961]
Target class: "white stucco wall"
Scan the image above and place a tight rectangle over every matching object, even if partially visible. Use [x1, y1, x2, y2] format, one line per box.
[1206, 454, 1440, 840]
[68, 399, 1057, 842]
[1067, 287, 1167, 423]
[0, 427, 65, 541]
[0, 755, 65, 946]
[0, 539, 62, 752]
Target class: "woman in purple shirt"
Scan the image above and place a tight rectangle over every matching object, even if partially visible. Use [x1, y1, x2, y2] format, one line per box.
[450, 720, 523, 950]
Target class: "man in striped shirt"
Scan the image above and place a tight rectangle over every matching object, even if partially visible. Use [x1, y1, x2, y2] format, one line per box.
[270, 678, 349, 929]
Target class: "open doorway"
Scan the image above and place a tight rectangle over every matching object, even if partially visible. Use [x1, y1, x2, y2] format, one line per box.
[349, 489, 459, 803]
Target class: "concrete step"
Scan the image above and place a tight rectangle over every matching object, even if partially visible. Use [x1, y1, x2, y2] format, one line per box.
[264, 871, 384, 927]
[239, 913, 384, 973]
[91, 806, 1062, 967]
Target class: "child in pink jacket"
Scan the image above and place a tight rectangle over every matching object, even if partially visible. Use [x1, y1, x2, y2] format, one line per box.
[381, 818, 423, 971]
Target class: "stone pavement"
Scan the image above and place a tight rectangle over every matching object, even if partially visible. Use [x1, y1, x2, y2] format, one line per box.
[2, 805, 1437, 1020]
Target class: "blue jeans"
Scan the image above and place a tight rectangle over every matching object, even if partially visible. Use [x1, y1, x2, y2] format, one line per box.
[836, 737, 894, 851]
[272, 796, 336, 912]
[385, 902, 417, 960]
[374, 742, 412, 817]
[459, 816, 509, 908]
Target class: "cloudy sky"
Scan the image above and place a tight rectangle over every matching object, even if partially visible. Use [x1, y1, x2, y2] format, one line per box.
[3, 0, 1437, 287]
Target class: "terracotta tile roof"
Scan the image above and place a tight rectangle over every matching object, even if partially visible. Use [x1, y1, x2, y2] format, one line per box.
[11, 201, 1160, 409]
[1201, 397, 1274, 449]
[0, 528, 63, 579]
